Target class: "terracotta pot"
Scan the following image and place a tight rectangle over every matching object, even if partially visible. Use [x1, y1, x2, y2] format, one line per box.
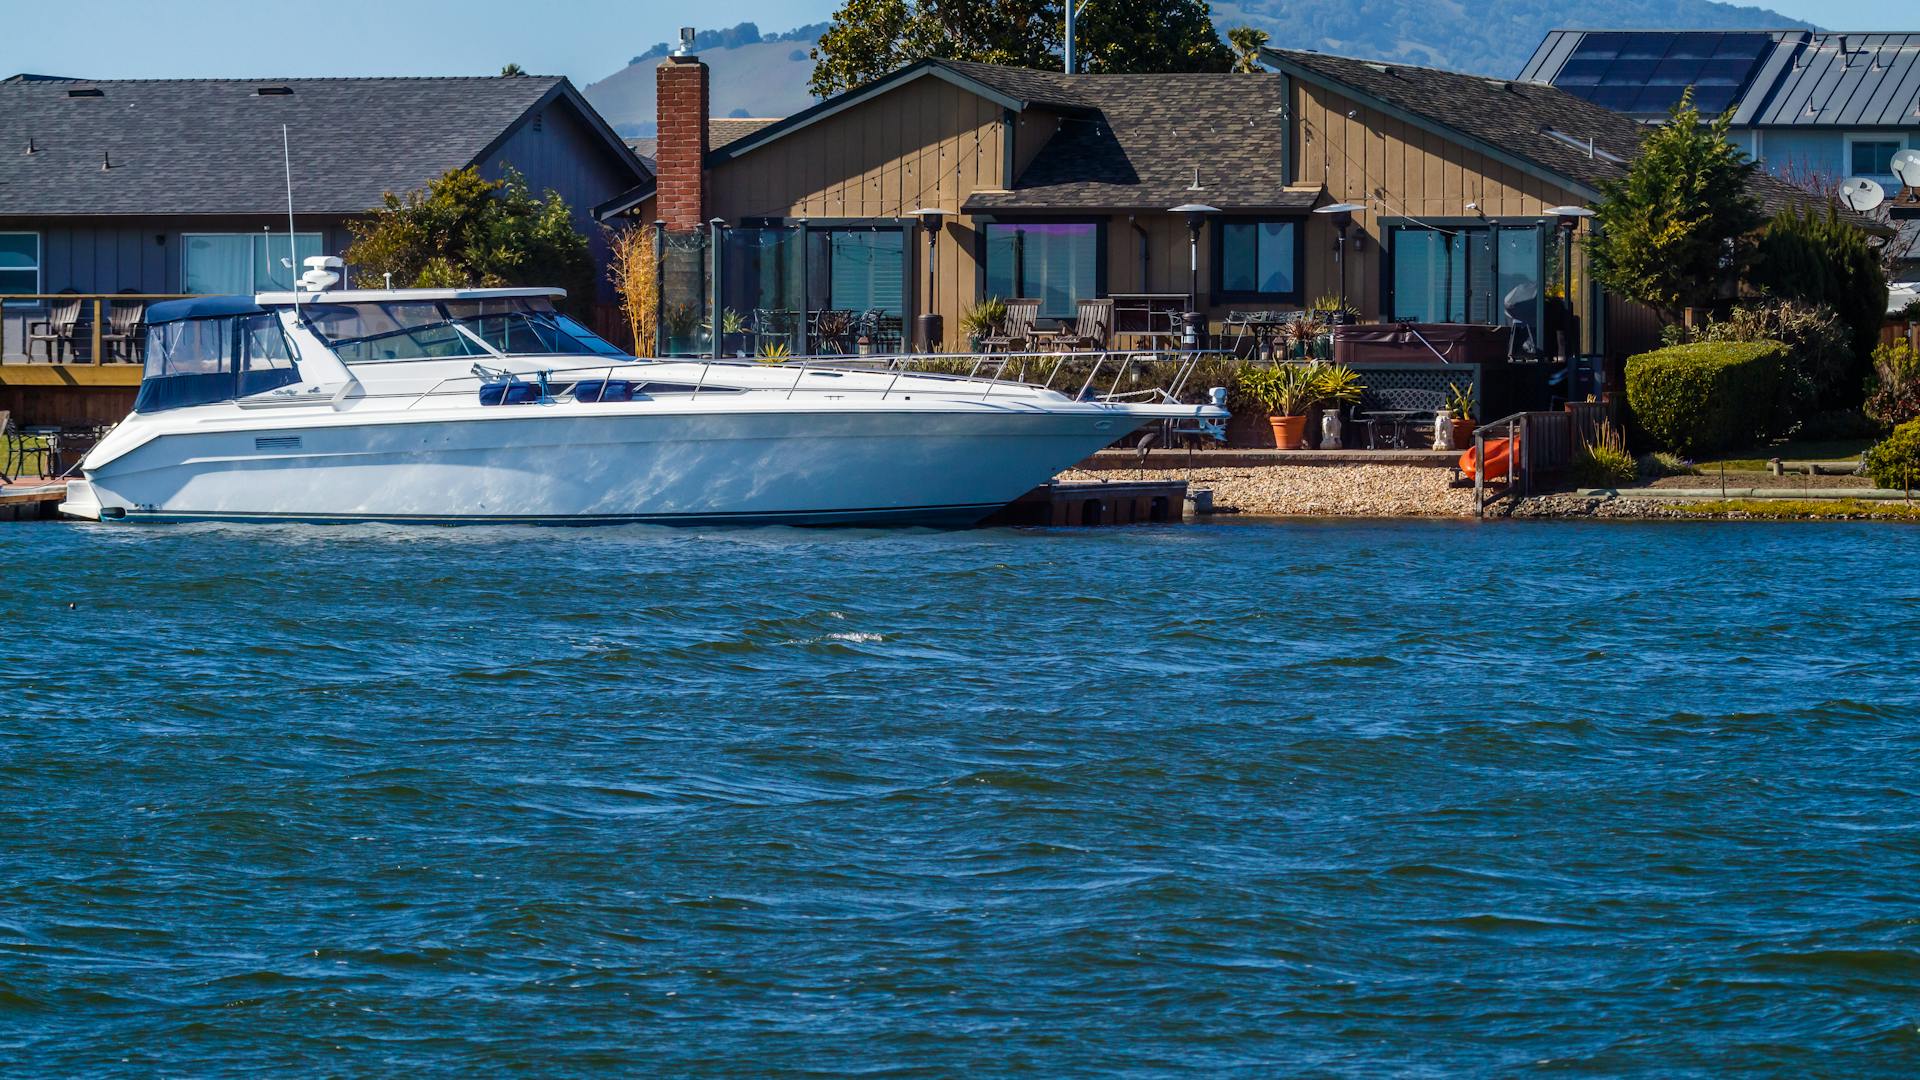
[1269, 414, 1309, 450]
[1451, 418, 1476, 448]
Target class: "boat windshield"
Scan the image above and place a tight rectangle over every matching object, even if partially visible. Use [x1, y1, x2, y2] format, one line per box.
[298, 296, 629, 363]
[134, 310, 302, 413]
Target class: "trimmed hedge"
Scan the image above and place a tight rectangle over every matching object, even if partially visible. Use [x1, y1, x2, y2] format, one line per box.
[1863, 419, 1920, 491]
[1625, 341, 1785, 457]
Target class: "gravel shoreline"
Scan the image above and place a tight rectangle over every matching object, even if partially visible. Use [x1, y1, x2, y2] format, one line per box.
[1056, 464, 1911, 522]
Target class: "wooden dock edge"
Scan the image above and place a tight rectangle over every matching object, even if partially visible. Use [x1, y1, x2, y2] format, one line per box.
[984, 480, 1192, 527]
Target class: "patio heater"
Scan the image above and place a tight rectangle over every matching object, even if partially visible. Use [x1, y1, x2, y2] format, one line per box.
[909, 207, 947, 352]
[1313, 202, 1366, 313]
[1546, 205, 1595, 359]
[1169, 203, 1218, 347]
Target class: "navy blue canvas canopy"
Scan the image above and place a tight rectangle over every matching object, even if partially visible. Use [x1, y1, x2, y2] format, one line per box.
[145, 295, 268, 325]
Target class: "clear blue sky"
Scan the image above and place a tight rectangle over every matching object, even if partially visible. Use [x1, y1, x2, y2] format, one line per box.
[0, 0, 840, 85]
[0, 0, 1910, 85]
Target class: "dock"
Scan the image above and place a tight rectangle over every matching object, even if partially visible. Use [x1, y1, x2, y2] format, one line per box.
[985, 479, 1193, 527]
[0, 479, 67, 521]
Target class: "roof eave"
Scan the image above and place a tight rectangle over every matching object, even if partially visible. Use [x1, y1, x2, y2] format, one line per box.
[1260, 48, 1606, 202]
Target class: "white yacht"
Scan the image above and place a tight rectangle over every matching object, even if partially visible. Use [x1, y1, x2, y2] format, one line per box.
[60, 269, 1226, 527]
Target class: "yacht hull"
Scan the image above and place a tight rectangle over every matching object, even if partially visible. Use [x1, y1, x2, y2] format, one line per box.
[68, 405, 1171, 527]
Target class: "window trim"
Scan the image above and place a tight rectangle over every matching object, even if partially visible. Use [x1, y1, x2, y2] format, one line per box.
[1844, 132, 1908, 180]
[1209, 216, 1306, 303]
[974, 217, 1108, 321]
[0, 230, 43, 302]
[181, 230, 325, 295]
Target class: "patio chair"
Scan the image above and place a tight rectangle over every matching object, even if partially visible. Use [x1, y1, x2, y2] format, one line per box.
[980, 298, 1040, 354]
[1052, 298, 1114, 352]
[26, 297, 83, 362]
[103, 301, 147, 362]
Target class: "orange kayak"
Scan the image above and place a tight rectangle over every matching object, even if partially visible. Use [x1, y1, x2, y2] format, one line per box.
[1458, 437, 1513, 479]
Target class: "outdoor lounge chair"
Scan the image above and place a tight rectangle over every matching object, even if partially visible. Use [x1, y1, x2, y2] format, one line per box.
[102, 301, 147, 362]
[26, 298, 83, 362]
[1050, 298, 1114, 351]
[980, 298, 1040, 353]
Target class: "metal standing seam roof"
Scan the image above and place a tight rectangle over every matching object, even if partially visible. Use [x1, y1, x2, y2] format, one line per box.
[0, 75, 650, 216]
[1751, 34, 1920, 127]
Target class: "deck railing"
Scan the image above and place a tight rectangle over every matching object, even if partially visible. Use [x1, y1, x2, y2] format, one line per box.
[1473, 409, 1574, 516]
[0, 294, 194, 364]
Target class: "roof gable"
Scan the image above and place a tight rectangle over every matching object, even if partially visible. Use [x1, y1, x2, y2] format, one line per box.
[1267, 47, 1868, 224]
[0, 76, 649, 217]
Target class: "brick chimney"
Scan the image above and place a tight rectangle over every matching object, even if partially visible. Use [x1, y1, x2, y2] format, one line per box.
[656, 54, 709, 234]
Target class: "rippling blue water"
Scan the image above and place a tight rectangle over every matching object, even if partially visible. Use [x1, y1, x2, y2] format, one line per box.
[4, 518, 1919, 1075]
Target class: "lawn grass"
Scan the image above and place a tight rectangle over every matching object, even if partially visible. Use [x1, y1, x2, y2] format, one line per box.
[1672, 498, 1920, 521]
[1695, 438, 1874, 472]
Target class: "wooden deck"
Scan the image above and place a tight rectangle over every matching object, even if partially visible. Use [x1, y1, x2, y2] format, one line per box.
[0, 478, 67, 521]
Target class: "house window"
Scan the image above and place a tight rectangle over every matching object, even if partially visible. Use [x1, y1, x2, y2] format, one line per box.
[183, 232, 324, 294]
[1214, 219, 1302, 300]
[0, 233, 41, 296]
[983, 222, 1101, 319]
[1848, 135, 1905, 178]
[1386, 221, 1551, 348]
[806, 228, 906, 315]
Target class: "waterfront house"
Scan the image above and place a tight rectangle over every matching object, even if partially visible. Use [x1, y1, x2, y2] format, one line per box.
[603, 45, 1831, 362]
[0, 72, 651, 419]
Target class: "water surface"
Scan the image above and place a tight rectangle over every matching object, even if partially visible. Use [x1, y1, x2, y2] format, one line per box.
[2, 519, 1917, 1075]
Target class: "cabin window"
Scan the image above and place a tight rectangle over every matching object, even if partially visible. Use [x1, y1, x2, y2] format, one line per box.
[984, 222, 1101, 320]
[1848, 135, 1905, 179]
[1213, 218, 1301, 300]
[183, 232, 324, 294]
[135, 317, 237, 412]
[0, 233, 40, 297]
[237, 313, 301, 397]
[302, 296, 624, 363]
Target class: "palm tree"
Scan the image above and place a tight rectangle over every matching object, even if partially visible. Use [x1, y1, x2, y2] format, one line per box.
[1227, 27, 1269, 74]
[500, 63, 526, 77]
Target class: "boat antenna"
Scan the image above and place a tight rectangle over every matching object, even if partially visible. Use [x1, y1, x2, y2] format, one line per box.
[283, 123, 299, 304]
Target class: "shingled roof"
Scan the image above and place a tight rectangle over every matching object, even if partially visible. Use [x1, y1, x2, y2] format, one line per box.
[625, 117, 781, 168]
[965, 71, 1317, 213]
[1264, 47, 1850, 221]
[0, 75, 649, 216]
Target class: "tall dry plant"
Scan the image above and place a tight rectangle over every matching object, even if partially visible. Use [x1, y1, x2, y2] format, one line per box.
[606, 224, 658, 357]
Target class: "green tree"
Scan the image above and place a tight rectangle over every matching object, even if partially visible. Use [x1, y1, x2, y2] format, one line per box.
[500, 62, 526, 76]
[345, 165, 595, 314]
[809, 0, 1231, 97]
[1586, 89, 1761, 320]
[1749, 205, 1889, 402]
[1227, 27, 1270, 73]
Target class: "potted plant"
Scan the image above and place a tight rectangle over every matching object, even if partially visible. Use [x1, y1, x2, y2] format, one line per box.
[1445, 381, 1476, 447]
[1240, 362, 1325, 449]
[1310, 294, 1360, 327]
[959, 297, 1006, 352]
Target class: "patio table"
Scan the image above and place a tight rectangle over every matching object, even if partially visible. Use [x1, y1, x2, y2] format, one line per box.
[1359, 409, 1433, 449]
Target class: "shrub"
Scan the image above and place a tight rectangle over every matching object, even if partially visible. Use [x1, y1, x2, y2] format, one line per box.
[1748, 205, 1889, 393]
[1637, 451, 1696, 478]
[1865, 339, 1920, 428]
[1625, 341, 1785, 457]
[1862, 418, 1920, 490]
[1571, 424, 1638, 488]
[1698, 300, 1851, 428]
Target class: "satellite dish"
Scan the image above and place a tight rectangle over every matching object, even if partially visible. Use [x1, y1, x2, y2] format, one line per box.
[1891, 149, 1920, 189]
[1840, 176, 1886, 212]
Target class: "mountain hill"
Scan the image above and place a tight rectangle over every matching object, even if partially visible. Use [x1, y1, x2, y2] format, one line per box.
[585, 23, 826, 138]
[584, 4, 1815, 135]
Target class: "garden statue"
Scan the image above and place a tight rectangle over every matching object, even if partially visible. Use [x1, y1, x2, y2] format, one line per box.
[1432, 413, 1456, 451]
[1321, 408, 1343, 450]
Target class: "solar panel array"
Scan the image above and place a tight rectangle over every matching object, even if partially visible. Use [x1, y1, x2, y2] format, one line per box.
[1549, 32, 1775, 117]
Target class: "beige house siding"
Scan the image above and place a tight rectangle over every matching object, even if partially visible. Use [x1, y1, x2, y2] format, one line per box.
[704, 76, 1008, 333]
[1290, 80, 1597, 343]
